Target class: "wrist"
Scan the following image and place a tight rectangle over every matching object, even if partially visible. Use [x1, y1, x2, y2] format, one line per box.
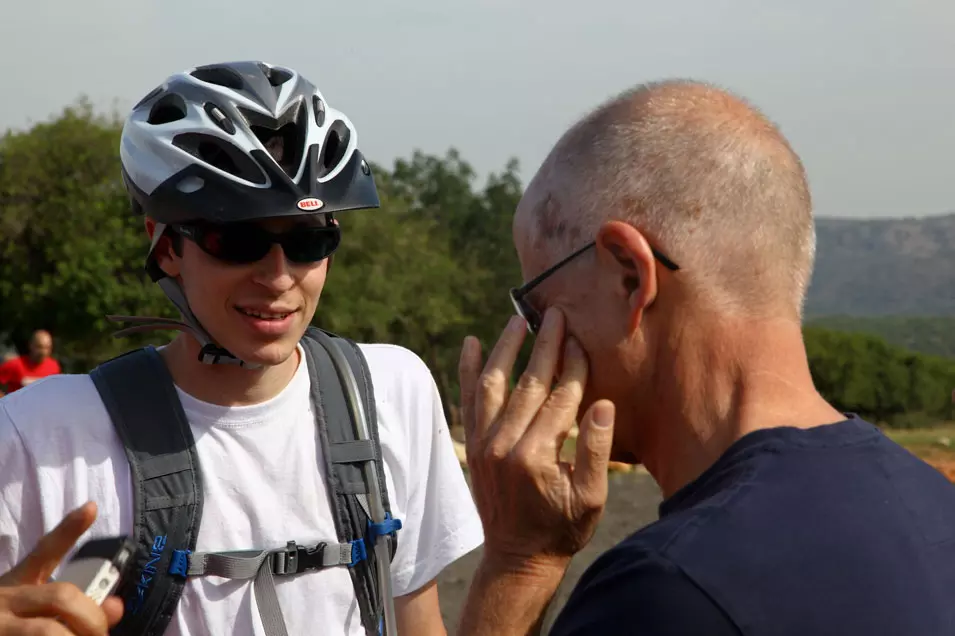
[458, 552, 570, 636]
[478, 550, 571, 588]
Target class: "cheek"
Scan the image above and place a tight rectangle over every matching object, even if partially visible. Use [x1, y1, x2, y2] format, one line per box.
[300, 261, 329, 305]
[568, 313, 629, 403]
[302, 260, 328, 296]
[179, 252, 243, 314]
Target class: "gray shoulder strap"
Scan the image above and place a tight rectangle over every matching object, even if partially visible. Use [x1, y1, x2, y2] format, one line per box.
[89, 346, 204, 636]
[301, 328, 397, 636]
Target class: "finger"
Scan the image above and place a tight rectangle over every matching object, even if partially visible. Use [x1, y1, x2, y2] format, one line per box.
[495, 309, 566, 447]
[7, 582, 109, 636]
[4, 502, 97, 585]
[474, 316, 527, 441]
[493, 308, 565, 447]
[0, 616, 73, 636]
[458, 335, 482, 448]
[102, 596, 125, 628]
[522, 336, 589, 451]
[572, 400, 616, 507]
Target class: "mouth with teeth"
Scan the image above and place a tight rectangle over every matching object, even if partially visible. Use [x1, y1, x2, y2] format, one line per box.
[236, 307, 294, 321]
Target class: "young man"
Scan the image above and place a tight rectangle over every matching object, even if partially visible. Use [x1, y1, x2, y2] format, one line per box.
[0, 61, 483, 635]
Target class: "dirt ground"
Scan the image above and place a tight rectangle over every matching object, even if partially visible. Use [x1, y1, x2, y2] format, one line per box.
[436, 472, 663, 635]
[925, 457, 955, 482]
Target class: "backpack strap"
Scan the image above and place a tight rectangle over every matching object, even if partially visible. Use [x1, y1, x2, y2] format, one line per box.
[89, 346, 203, 636]
[181, 538, 369, 636]
[89, 334, 398, 636]
[301, 327, 400, 636]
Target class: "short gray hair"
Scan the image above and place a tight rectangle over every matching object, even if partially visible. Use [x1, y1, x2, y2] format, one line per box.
[522, 79, 816, 319]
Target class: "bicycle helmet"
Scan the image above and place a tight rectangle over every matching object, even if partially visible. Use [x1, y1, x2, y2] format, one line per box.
[111, 60, 380, 367]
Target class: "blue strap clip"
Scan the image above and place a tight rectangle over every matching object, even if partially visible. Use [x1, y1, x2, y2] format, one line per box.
[348, 539, 368, 568]
[367, 513, 402, 547]
[168, 549, 192, 578]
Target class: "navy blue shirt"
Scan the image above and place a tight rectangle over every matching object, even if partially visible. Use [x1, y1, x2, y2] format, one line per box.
[550, 416, 955, 635]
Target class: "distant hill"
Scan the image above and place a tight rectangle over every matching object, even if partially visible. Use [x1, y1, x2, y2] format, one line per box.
[805, 213, 955, 317]
[805, 315, 955, 359]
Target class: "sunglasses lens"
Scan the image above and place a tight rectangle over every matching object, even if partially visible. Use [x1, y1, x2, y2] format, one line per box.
[283, 226, 341, 263]
[206, 225, 273, 264]
[187, 223, 340, 264]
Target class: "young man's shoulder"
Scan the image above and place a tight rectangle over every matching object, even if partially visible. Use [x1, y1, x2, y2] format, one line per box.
[0, 372, 105, 424]
[0, 373, 117, 481]
[353, 342, 439, 396]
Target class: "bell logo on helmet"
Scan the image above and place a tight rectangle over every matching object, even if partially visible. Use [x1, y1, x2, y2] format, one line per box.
[297, 197, 324, 211]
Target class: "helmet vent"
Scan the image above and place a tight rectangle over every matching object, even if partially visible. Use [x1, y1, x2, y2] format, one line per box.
[190, 65, 244, 91]
[264, 66, 294, 87]
[134, 85, 164, 110]
[312, 96, 326, 127]
[172, 133, 267, 185]
[246, 102, 307, 178]
[317, 120, 351, 177]
[148, 93, 187, 125]
[203, 102, 236, 135]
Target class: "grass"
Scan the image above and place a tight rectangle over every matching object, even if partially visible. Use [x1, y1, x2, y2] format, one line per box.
[885, 422, 955, 462]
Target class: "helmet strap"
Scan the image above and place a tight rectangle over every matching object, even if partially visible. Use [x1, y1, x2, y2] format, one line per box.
[106, 278, 261, 369]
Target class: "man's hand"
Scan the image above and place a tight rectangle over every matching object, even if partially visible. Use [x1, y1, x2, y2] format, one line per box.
[0, 502, 124, 635]
[460, 308, 616, 565]
[456, 308, 615, 635]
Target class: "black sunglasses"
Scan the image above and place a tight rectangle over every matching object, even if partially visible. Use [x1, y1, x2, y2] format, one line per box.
[171, 221, 341, 265]
[509, 240, 680, 334]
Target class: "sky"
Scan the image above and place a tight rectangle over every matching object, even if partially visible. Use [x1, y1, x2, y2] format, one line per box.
[1, 0, 953, 219]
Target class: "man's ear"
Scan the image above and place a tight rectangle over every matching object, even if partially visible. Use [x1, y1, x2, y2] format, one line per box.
[144, 217, 181, 278]
[595, 221, 658, 333]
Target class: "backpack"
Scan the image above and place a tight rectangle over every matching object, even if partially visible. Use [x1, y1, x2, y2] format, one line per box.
[88, 327, 401, 636]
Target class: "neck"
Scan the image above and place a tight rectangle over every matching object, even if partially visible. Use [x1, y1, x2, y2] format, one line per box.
[159, 334, 299, 406]
[636, 313, 846, 500]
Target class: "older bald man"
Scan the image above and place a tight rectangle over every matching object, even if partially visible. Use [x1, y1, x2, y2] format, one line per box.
[0, 330, 61, 396]
[456, 80, 955, 635]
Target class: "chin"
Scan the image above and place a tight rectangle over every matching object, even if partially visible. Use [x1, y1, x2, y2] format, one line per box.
[230, 339, 300, 368]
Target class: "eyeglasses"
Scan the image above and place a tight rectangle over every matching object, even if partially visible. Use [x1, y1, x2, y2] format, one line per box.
[172, 221, 341, 265]
[509, 240, 680, 334]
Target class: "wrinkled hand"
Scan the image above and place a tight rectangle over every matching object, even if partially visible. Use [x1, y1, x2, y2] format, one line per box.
[459, 308, 615, 568]
[0, 502, 124, 635]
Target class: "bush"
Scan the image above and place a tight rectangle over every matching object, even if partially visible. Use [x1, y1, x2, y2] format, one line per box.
[885, 411, 941, 430]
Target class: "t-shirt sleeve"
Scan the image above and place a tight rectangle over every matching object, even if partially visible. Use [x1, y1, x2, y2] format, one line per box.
[380, 348, 484, 597]
[0, 402, 46, 573]
[549, 545, 741, 636]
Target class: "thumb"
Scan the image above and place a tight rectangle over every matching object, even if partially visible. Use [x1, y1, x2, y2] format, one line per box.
[572, 400, 616, 507]
[2, 502, 97, 585]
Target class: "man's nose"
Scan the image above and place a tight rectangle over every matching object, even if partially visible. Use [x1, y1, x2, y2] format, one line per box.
[251, 244, 295, 292]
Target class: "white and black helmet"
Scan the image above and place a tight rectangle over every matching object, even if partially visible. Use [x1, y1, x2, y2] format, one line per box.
[113, 61, 379, 366]
[122, 60, 378, 228]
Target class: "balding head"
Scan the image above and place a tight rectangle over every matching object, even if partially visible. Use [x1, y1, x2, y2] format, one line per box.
[516, 79, 815, 319]
[28, 329, 53, 363]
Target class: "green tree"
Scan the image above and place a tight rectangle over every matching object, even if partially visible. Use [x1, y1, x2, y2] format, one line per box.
[805, 326, 955, 425]
[0, 100, 174, 372]
[317, 150, 525, 419]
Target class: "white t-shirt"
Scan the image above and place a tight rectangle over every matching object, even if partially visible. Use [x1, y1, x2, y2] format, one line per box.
[0, 342, 483, 635]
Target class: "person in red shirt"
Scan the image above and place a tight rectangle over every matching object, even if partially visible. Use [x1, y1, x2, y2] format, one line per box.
[0, 330, 61, 396]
